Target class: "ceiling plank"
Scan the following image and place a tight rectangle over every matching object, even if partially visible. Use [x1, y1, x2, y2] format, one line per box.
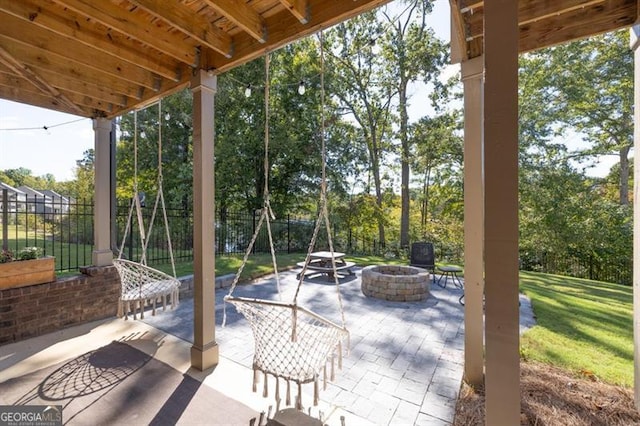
[56, 88, 114, 113]
[466, 0, 608, 40]
[0, 36, 146, 101]
[0, 11, 162, 91]
[52, 0, 198, 66]
[278, 0, 309, 24]
[129, 0, 233, 58]
[0, 0, 182, 82]
[15, 69, 130, 107]
[206, 0, 393, 72]
[0, 45, 84, 115]
[0, 84, 92, 116]
[202, 0, 267, 43]
[519, 0, 637, 52]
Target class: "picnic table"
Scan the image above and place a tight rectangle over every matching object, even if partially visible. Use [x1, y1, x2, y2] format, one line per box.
[296, 251, 356, 281]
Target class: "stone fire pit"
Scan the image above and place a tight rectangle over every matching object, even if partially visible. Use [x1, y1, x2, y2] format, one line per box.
[361, 265, 430, 302]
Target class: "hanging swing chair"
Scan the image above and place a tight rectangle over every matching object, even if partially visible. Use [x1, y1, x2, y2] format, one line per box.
[114, 100, 180, 320]
[224, 34, 349, 410]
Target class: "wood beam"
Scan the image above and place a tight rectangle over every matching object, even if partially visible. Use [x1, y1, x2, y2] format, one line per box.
[0, 0, 182, 81]
[0, 84, 91, 117]
[467, 0, 613, 40]
[202, 0, 267, 43]
[519, 0, 637, 53]
[0, 45, 83, 115]
[0, 36, 145, 101]
[278, 0, 309, 24]
[208, 0, 392, 73]
[449, 0, 468, 62]
[0, 73, 114, 114]
[0, 11, 161, 91]
[129, 0, 233, 58]
[27, 69, 130, 107]
[52, 0, 198, 66]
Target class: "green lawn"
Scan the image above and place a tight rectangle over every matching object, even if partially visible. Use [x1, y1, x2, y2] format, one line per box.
[152, 252, 407, 282]
[519, 270, 633, 387]
[158, 257, 633, 389]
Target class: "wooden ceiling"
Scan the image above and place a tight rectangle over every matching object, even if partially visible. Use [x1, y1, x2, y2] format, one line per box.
[450, 0, 638, 63]
[0, 0, 391, 119]
[0, 1, 637, 119]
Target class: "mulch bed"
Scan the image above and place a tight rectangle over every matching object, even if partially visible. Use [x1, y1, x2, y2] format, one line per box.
[454, 361, 640, 426]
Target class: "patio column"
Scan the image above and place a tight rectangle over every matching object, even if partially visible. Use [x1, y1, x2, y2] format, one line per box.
[461, 55, 484, 388]
[630, 25, 640, 409]
[483, 1, 520, 424]
[190, 70, 219, 370]
[92, 117, 113, 266]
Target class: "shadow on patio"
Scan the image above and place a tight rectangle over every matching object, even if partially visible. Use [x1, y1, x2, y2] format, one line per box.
[0, 267, 468, 425]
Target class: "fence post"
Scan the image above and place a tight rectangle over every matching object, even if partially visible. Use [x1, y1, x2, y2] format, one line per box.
[287, 214, 291, 254]
[252, 209, 256, 254]
[2, 189, 7, 251]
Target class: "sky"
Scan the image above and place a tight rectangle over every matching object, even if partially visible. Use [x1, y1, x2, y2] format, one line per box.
[0, 0, 618, 182]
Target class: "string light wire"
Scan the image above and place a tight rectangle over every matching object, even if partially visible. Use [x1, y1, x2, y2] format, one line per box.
[0, 117, 87, 132]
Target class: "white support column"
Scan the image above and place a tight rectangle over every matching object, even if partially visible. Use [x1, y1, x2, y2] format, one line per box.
[190, 70, 219, 370]
[484, 1, 520, 424]
[630, 25, 640, 409]
[461, 55, 484, 388]
[92, 117, 113, 266]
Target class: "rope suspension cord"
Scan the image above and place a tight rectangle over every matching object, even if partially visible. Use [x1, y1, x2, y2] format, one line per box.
[114, 101, 180, 319]
[118, 109, 145, 263]
[223, 34, 349, 410]
[138, 100, 177, 278]
[291, 31, 347, 330]
[224, 51, 282, 323]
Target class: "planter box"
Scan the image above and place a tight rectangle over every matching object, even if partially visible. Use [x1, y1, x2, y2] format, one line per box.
[0, 257, 56, 289]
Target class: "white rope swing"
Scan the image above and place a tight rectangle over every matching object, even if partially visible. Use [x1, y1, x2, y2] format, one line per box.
[223, 32, 349, 411]
[114, 100, 180, 320]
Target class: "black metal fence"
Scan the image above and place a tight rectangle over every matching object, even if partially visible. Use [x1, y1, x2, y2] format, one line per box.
[519, 251, 633, 286]
[1, 192, 633, 285]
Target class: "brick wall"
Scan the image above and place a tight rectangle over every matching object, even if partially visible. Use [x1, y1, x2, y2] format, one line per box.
[0, 265, 120, 346]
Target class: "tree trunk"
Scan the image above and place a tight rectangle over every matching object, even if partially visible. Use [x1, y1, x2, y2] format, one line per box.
[619, 145, 630, 205]
[399, 76, 410, 249]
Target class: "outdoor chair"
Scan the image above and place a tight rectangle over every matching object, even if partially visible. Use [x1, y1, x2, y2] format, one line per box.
[409, 241, 436, 282]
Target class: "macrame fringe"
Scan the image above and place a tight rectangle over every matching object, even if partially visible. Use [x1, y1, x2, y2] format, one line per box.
[263, 372, 269, 397]
[286, 379, 291, 406]
[296, 383, 302, 410]
[253, 368, 259, 393]
[323, 365, 327, 390]
[331, 354, 335, 381]
[313, 376, 319, 406]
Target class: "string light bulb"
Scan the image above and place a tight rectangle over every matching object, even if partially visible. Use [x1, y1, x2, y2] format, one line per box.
[297, 80, 306, 95]
[244, 84, 252, 98]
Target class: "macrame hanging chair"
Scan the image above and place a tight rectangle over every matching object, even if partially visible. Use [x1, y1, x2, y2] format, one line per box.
[114, 100, 180, 320]
[224, 33, 349, 411]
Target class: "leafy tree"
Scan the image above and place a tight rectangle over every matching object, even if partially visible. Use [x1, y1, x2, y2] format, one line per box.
[380, 0, 447, 248]
[410, 110, 463, 236]
[543, 30, 632, 205]
[325, 12, 394, 247]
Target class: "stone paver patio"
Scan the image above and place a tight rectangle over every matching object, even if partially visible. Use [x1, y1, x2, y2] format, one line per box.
[143, 266, 467, 425]
[1, 265, 534, 425]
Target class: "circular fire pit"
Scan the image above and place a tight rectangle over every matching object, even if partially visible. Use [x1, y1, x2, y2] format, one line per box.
[361, 265, 430, 302]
